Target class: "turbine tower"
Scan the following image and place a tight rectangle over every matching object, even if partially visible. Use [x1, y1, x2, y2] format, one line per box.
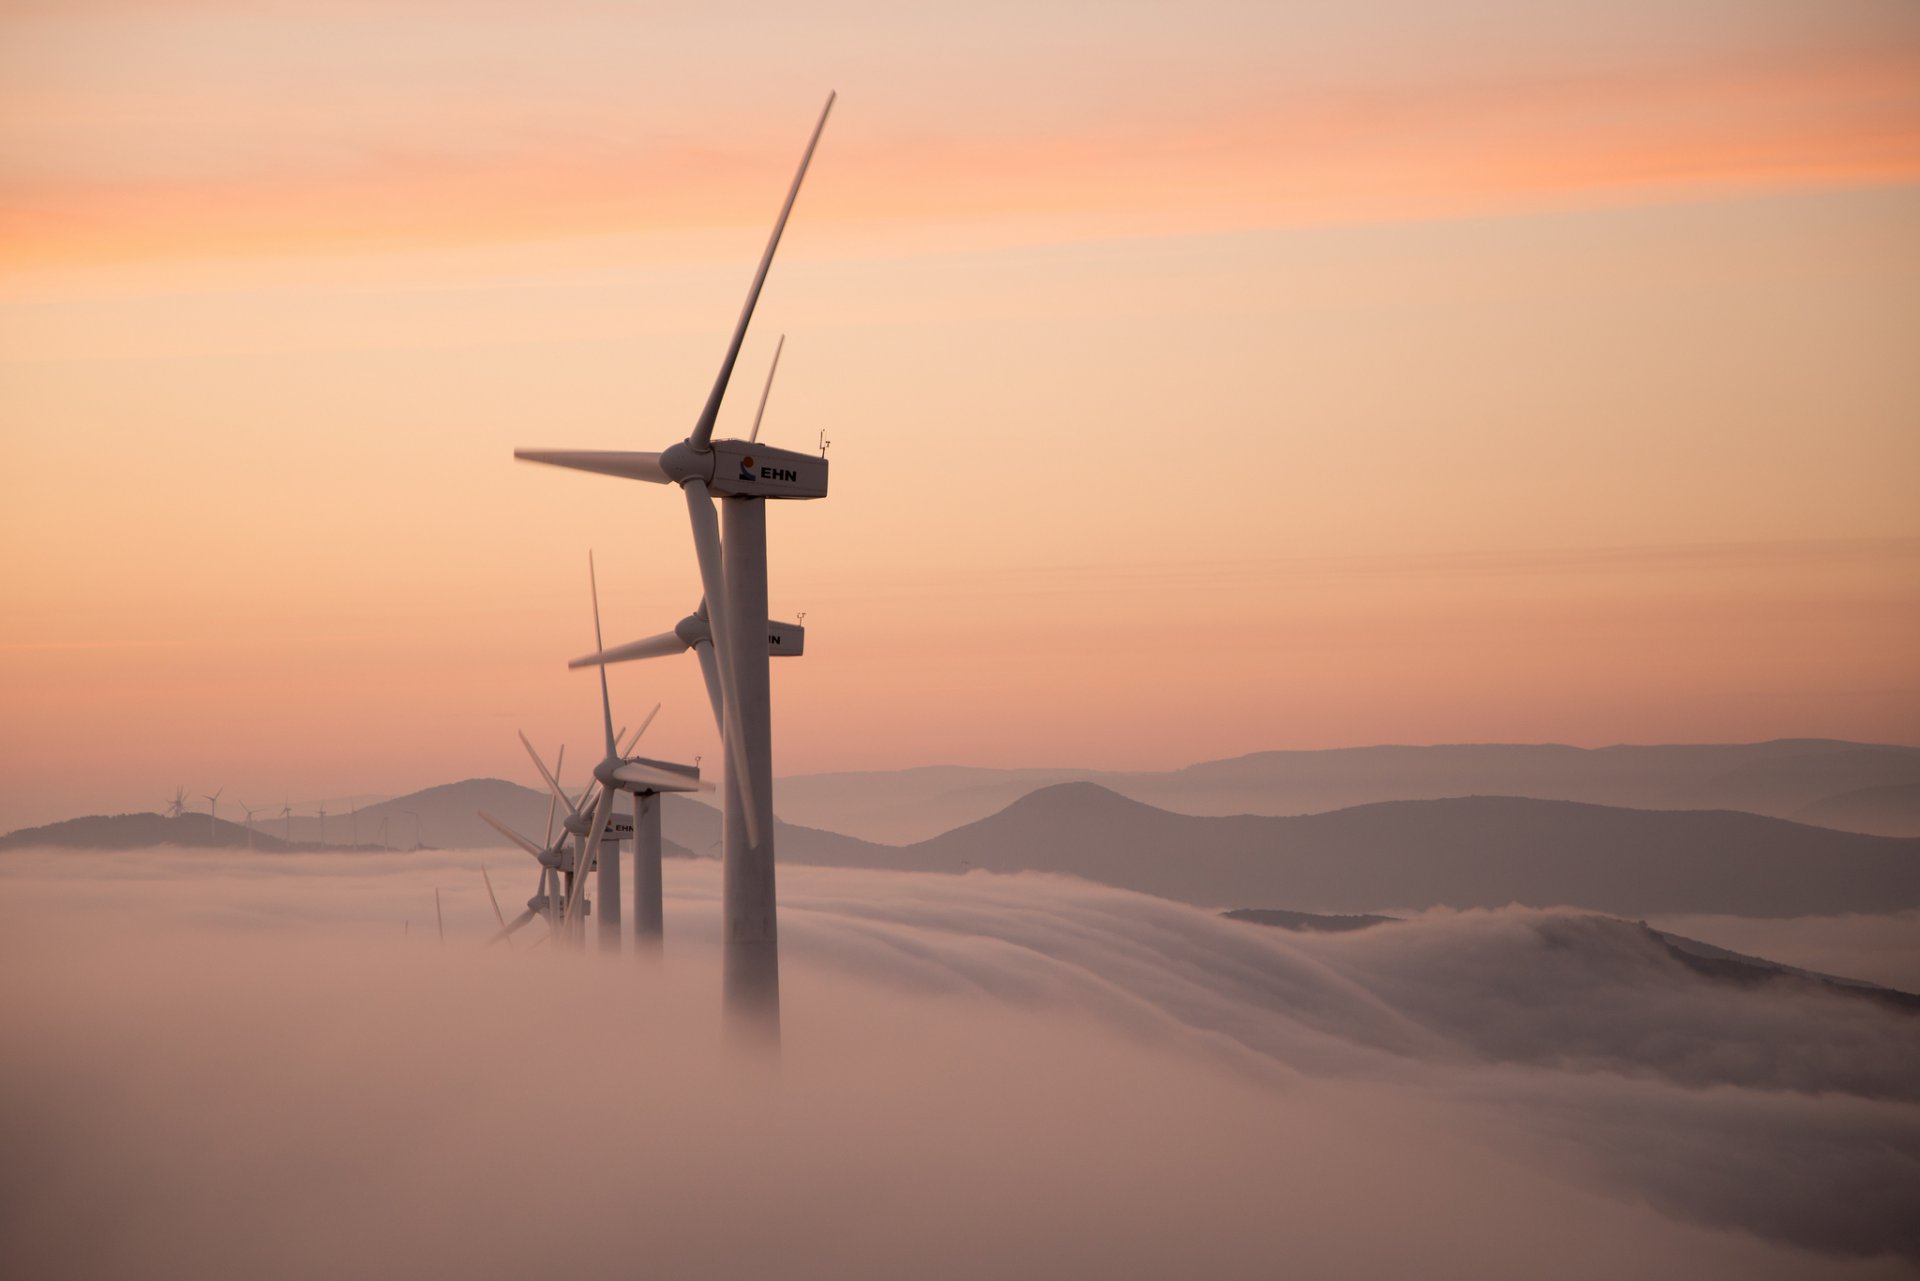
[516, 94, 836, 1039]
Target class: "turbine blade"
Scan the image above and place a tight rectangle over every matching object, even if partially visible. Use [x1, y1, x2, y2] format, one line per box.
[692, 638, 725, 736]
[747, 333, 785, 444]
[631, 701, 661, 745]
[478, 810, 543, 858]
[514, 450, 670, 484]
[480, 864, 509, 932]
[565, 788, 616, 928]
[518, 730, 578, 817]
[688, 93, 835, 452]
[568, 630, 689, 668]
[589, 551, 617, 760]
[683, 479, 760, 842]
[488, 908, 536, 947]
[611, 760, 704, 792]
[545, 744, 565, 846]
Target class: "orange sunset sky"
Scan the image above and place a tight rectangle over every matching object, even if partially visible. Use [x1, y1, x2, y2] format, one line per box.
[2, 0, 1917, 831]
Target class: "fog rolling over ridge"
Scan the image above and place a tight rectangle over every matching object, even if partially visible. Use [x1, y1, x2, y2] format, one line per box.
[3, 850, 1918, 1279]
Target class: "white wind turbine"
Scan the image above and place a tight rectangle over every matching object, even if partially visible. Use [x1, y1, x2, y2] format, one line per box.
[571, 594, 802, 950]
[574, 554, 708, 953]
[201, 787, 225, 842]
[237, 802, 262, 851]
[516, 94, 836, 1036]
[511, 558, 712, 953]
[166, 785, 191, 819]
[279, 800, 293, 846]
[479, 745, 570, 945]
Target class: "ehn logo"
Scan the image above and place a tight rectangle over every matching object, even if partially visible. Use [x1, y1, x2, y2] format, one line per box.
[739, 454, 799, 484]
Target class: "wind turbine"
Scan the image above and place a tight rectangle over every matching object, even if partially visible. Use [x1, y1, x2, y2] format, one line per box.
[201, 787, 225, 842]
[316, 801, 327, 847]
[237, 802, 261, 851]
[280, 800, 293, 846]
[483, 737, 625, 948]
[571, 553, 708, 954]
[516, 94, 836, 1037]
[480, 807, 570, 946]
[571, 595, 800, 953]
[166, 785, 191, 819]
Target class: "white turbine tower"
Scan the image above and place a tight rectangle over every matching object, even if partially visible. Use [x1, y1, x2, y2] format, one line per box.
[516, 94, 835, 1038]
[237, 802, 261, 851]
[279, 800, 293, 846]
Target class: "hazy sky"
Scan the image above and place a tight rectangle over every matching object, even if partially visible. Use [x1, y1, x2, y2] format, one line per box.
[2, 0, 1917, 829]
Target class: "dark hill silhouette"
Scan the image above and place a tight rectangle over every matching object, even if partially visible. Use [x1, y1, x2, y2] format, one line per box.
[14, 777, 1917, 920]
[1222, 907, 1397, 932]
[0, 812, 364, 853]
[891, 784, 1920, 917]
[771, 739, 1920, 843]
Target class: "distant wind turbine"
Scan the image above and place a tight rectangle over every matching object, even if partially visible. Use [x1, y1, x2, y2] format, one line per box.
[237, 802, 261, 851]
[202, 787, 225, 841]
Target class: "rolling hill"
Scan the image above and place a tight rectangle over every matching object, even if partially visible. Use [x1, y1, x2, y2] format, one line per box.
[881, 782, 1920, 917]
[772, 740, 1920, 842]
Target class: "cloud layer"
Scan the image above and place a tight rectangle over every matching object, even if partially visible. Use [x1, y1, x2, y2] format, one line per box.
[1, 849, 1916, 1278]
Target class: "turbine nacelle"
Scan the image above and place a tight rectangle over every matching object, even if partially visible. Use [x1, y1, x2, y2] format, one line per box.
[675, 439, 828, 501]
[571, 610, 803, 669]
[517, 438, 827, 501]
[593, 754, 708, 794]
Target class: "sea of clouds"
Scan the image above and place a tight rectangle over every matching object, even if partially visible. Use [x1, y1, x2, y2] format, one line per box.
[2, 848, 1916, 1280]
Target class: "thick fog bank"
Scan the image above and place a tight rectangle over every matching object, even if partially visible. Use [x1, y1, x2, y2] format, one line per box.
[1, 850, 1916, 1279]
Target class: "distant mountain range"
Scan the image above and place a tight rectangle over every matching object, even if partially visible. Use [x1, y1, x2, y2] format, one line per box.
[0, 812, 354, 854]
[770, 739, 1920, 843]
[10, 742, 1920, 919]
[850, 782, 1920, 918]
[0, 781, 703, 861]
